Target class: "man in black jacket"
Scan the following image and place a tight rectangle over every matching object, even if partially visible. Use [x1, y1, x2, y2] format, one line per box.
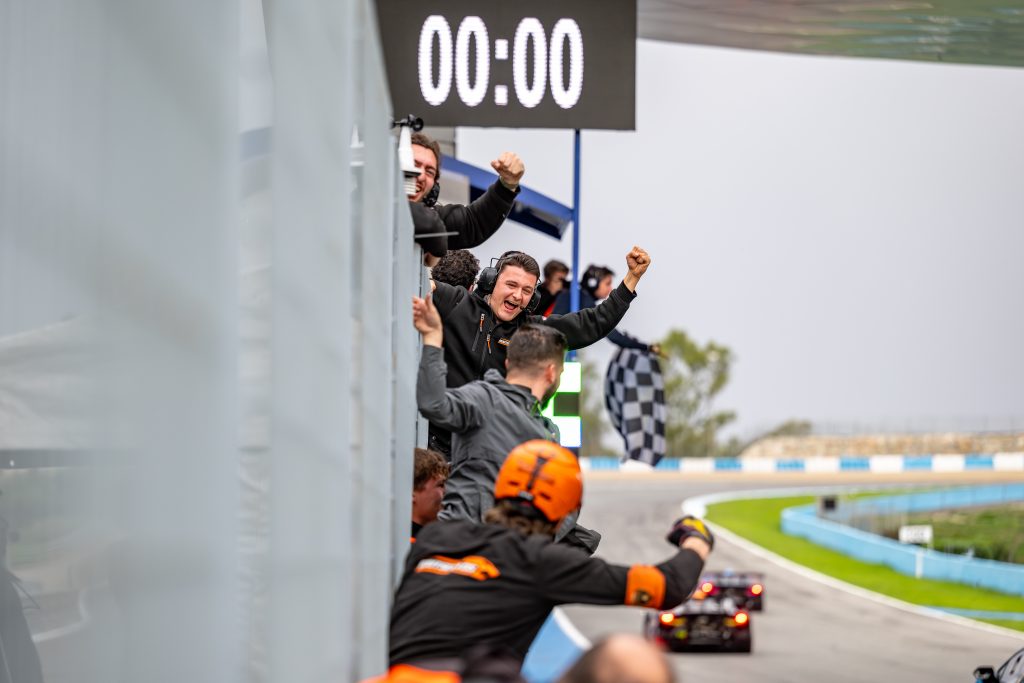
[387, 440, 713, 671]
[426, 247, 651, 455]
[409, 132, 525, 260]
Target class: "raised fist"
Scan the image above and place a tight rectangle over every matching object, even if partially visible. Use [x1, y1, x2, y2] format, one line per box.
[666, 515, 714, 551]
[491, 152, 525, 189]
[625, 246, 651, 279]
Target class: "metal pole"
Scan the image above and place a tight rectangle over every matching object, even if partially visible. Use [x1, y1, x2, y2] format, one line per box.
[570, 128, 582, 313]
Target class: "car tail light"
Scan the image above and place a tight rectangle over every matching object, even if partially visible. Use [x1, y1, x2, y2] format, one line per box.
[701, 581, 714, 594]
[659, 612, 675, 626]
[750, 584, 763, 596]
[734, 611, 749, 626]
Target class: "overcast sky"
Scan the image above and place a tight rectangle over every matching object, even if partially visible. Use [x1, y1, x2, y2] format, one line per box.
[456, 39, 1024, 439]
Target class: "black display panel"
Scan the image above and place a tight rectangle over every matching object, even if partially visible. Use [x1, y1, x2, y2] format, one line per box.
[377, 0, 637, 130]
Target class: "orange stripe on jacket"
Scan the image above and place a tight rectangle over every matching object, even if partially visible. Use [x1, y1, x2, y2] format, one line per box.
[361, 664, 460, 683]
[625, 565, 666, 608]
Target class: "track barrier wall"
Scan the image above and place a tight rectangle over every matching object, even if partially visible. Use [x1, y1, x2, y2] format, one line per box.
[780, 485, 1024, 595]
[1, 1, 416, 680]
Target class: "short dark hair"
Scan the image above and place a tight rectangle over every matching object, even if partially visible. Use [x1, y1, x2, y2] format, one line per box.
[497, 251, 541, 281]
[432, 249, 480, 289]
[413, 448, 449, 490]
[410, 132, 442, 180]
[543, 259, 570, 280]
[507, 324, 566, 375]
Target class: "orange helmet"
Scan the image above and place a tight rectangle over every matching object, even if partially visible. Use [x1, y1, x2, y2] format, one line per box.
[493, 440, 583, 525]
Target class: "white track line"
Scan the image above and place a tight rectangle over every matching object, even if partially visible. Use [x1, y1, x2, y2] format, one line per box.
[682, 488, 1024, 642]
[551, 607, 592, 650]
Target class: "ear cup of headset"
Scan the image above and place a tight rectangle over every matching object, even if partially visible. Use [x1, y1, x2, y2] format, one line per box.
[524, 289, 541, 314]
[476, 266, 498, 295]
[423, 180, 440, 208]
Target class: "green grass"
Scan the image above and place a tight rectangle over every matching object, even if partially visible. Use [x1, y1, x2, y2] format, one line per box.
[900, 504, 1024, 564]
[705, 496, 1024, 632]
[982, 619, 1024, 632]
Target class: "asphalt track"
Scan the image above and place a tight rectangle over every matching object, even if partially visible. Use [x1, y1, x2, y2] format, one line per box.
[562, 472, 1024, 683]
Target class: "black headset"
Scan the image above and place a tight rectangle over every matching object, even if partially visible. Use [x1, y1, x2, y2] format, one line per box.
[581, 264, 613, 297]
[423, 179, 440, 207]
[476, 251, 541, 314]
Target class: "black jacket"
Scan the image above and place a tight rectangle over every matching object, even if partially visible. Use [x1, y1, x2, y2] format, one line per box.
[389, 520, 705, 666]
[552, 288, 649, 350]
[413, 181, 520, 256]
[431, 280, 637, 390]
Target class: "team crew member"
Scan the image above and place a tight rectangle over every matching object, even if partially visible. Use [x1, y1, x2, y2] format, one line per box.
[411, 448, 449, 539]
[552, 264, 662, 354]
[413, 295, 560, 523]
[430, 249, 481, 290]
[536, 259, 570, 317]
[556, 635, 674, 683]
[408, 132, 525, 254]
[387, 440, 713, 669]
[427, 247, 651, 455]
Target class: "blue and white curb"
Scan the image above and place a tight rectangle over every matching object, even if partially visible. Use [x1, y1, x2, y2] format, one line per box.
[581, 452, 1024, 474]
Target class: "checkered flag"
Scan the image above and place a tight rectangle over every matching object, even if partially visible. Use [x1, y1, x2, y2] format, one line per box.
[604, 346, 667, 466]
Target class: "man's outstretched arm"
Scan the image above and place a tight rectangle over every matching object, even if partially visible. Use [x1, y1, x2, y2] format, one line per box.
[540, 246, 652, 350]
[538, 515, 713, 610]
[414, 296, 482, 432]
[439, 152, 525, 250]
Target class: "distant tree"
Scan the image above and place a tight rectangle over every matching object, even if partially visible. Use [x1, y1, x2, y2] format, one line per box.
[577, 352, 619, 459]
[761, 419, 813, 439]
[660, 329, 736, 458]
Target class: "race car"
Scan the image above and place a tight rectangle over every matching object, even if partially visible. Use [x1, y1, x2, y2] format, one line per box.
[644, 595, 752, 653]
[692, 570, 765, 611]
[974, 646, 1024, 682]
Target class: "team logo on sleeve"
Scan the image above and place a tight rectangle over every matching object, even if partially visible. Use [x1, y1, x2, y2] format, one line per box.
[497, 338, 511, 347]
[625, 565, 666, 608]
[416, 555, 501, 581]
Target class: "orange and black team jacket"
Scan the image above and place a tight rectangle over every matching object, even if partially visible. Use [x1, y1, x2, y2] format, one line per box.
[388, 519, 704, 666]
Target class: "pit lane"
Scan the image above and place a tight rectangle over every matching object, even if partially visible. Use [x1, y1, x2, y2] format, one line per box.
[561, 472, 1024, 683]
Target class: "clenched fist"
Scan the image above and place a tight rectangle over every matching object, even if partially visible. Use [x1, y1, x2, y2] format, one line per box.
[622, 246, 651, 292]
[491, 152, 525, 190]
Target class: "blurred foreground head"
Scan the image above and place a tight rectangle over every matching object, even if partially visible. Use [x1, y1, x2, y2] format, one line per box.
[557, 634, 675, 683]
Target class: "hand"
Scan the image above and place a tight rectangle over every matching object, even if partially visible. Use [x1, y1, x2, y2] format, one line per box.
[626, 246, 651, 278]
[412, 296, 443, 347]
[622, 246, 651, 292]
[666, 516, 714, 551]
[648, 343, 666, 358]
[491, 152, 525, 190]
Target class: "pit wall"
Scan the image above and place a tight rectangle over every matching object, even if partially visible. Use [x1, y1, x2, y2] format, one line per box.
[581, 453, 1024, 474]
[780, 484, 1024, 595]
